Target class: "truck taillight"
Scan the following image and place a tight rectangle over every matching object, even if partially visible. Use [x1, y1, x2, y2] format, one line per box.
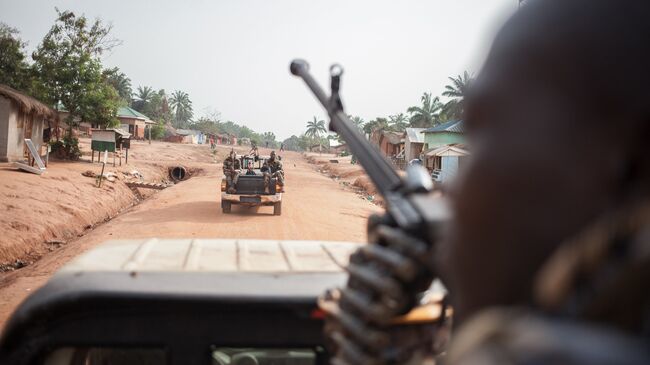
[276, 183, 283, 193]
[221, 180, 227, 192]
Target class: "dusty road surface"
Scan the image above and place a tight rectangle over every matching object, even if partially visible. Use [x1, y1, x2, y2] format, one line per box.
[0, 145, 381, 327]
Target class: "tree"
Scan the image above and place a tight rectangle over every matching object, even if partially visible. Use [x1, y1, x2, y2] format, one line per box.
[441, 71, 472, 122]
[388, 113, 408, 132]
[132, 85, 154, 112]
[31, 9, 121, 131]
[169, 90, 193, 128]
[305, 116, 327, 138]
[363, 117, 391, 135]
[348, 115, 365, 130]
[103, 67, 132, 103]
[407, 92, 442, 128]
[0, 23, 31, 91]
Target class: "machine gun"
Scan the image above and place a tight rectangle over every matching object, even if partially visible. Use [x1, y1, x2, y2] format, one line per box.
[291, 60, 451, 364]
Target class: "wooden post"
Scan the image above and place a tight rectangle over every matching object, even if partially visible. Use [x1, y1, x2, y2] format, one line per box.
[125, 148, 129, 164]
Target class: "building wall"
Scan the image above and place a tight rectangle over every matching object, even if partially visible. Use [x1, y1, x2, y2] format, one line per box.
[404, 141, 424, 161]
[0, 97, 11, 162]
[423, 132, 465, 150]
[0, 97, 45, 162]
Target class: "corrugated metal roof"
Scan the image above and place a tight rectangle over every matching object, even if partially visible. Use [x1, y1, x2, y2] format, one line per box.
[424, 144, 470, 157]
[405, 128, 426, 143]
[118, 106, 153, 122]
[422, 120, 464, 134]
[61, 239, 360, 273]
[176, 129, 202, 136]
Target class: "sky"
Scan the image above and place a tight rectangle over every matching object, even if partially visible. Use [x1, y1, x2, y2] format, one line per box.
[0, 0, 516, 140]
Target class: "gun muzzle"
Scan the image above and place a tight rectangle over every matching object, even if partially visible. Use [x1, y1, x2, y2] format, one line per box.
[289, 59, 309, 76]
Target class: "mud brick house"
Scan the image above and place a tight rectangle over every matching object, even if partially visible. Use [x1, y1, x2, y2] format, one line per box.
[0, 84, 58, 162]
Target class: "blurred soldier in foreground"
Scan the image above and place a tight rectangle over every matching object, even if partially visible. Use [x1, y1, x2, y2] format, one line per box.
[222, 149, 241, 194]
[332, 0, 650, 364]
[429, 0, 650, 363]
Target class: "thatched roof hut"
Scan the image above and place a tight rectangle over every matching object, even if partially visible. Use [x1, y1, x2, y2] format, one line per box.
[0, 84, 58, 162]
[0, 84, 58, 121]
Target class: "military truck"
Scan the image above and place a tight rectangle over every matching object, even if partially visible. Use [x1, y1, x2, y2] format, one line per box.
[0, 239, 356, 364]
[221, 156, 283, 215]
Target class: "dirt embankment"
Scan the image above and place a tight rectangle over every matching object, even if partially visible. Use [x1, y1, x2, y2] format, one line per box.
[0, 138, 218, 271]
[304, 153, 384, 205]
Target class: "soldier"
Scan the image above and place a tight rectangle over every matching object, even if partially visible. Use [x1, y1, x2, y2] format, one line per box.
[222, 149, 241, 194]
[267, 151, 284, 186]
[357, 0, 650, 363]
[244, 160, 256, 176]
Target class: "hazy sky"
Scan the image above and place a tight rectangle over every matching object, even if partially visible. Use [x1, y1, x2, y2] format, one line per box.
[0, 0, 516, 139]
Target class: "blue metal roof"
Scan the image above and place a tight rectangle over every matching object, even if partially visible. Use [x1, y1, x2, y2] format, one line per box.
[422, 120, 464, 134]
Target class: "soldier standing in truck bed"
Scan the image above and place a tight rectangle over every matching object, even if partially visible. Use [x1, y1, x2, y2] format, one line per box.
[222, 150, 241, 194]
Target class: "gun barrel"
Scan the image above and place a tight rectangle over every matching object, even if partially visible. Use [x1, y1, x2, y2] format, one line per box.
[290, 60, 401, 196]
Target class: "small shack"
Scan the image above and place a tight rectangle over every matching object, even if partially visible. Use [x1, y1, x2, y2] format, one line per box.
[424, 144, 469, 184]
[117, 106, 155, 140]
[91, 128, 131, 166]
[404, 128, 426, 162]
[421, 120, 465, 150]
[0, 84, 58, 163]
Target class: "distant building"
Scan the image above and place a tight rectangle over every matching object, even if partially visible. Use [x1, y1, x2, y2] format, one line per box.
[424, 144, 469, 184]
[176, 129, 205, 144]
[0, 84, 58, 162]
[421, 120, 465, 150]
[117, 106, 155, 140]
[331, 143, 348, 155]
[371, 130, 404, 158]
[403, 128, 426, 162]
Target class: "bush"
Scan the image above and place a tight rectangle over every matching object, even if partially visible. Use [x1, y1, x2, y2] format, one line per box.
[50, 135, 82, 160]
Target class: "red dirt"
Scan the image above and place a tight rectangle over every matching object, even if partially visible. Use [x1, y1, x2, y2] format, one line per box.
[0, 142, 381, 328]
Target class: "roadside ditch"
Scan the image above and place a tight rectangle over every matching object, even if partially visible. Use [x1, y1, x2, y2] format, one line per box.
[0, 164, 203, 273]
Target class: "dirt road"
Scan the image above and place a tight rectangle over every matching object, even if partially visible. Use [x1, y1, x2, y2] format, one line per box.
[0, 147, 381, 327]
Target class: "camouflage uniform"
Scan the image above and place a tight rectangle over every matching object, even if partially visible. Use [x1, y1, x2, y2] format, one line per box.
[222, 153, 241, 193]
[266, 152, 284, 186]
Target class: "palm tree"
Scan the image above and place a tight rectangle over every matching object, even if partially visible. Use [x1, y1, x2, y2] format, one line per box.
[389, 113, 408, 132]
[407, 92, 443, 128]
[103, 67, 132, 102]
[132, 86, 154, 111]
[305, 116, 327, 138]
[442, 71, 472, 121]
[169, 90, 194, 128]
[348, 115, 365, 130]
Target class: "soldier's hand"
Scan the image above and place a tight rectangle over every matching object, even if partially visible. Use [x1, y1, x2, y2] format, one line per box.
[325, 212, 437, 365]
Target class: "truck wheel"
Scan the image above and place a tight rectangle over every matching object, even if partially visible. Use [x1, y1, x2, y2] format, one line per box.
[222, 201, 231, 214]
[273, 202, 282, 216]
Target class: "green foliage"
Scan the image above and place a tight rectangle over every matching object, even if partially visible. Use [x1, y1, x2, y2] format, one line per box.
[388, 113, 408, 132]
[150, 121, 166, 140]
[169, 90, 193, 128]
[407, 92, 442, 128]
[103, 67, 132, 103]
[31, 9, 121, 131]
[0, 23, 32, 91]
[50, 134, 82, 160]
[441, 71, 472, 122]
[305, 116, 327, 138]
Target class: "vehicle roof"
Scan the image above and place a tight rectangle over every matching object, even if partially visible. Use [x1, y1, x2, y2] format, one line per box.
[61, 239, 357, 273]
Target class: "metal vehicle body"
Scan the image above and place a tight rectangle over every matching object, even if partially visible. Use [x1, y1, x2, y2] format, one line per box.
[0, 239, 360, 365]
[221, 156, 283, 215]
